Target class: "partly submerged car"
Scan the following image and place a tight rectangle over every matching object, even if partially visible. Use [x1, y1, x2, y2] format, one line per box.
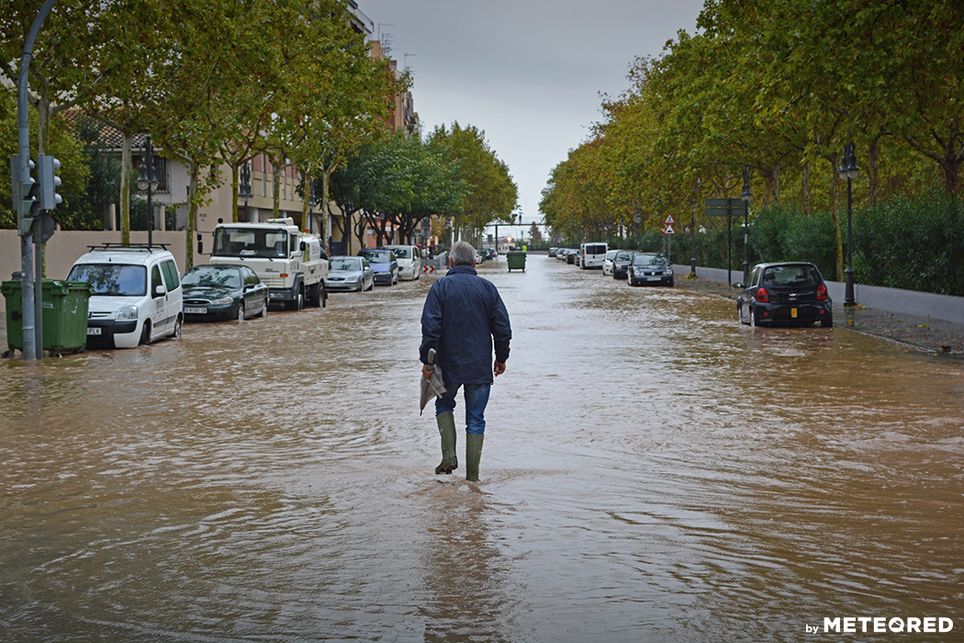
[736, 262, 832, 327]
[358, 248, 399, 286]
[325, 255, 374, 292]
[181, 264, 268, 321]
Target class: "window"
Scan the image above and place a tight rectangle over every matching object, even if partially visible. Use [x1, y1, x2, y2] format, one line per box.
[161, 260, 180, 290]
[67, 264, 146, 296]
[243, 267, 260, 286]
[151, 265, 164, 296]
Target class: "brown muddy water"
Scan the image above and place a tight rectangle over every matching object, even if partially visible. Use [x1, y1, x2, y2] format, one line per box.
[1, 255, 962, 641]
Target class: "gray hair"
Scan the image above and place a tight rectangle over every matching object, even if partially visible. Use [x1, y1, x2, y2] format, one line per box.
[449, 241, 477, 266]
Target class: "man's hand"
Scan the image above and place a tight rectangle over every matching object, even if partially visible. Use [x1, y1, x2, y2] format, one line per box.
[493, 361, 507, 377]
[422, 363, 433, 380]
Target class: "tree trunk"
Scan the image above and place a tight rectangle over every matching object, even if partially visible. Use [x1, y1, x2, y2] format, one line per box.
[272, 157, 282, 218]
[231, 163, 240, 223]
[186, 161, 198, 269]
[868, 137, 881, 206]
[301, 172, 311, 233]
[321, 170, 332, 249]
[120, 135, 132, 244]
[829, 156, 844, 281]
[943, 153, 960, 197]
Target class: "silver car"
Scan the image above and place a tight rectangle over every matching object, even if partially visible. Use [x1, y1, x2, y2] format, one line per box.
[325, 256, 374, 292]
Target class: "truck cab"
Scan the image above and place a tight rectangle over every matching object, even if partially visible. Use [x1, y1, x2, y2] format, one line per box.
[210, 218, 328, 310]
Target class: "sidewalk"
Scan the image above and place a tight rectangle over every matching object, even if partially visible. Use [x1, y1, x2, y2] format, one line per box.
[676, 275, 964, 357]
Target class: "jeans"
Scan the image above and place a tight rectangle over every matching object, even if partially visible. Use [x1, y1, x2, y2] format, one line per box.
[435, 383, 491, 435]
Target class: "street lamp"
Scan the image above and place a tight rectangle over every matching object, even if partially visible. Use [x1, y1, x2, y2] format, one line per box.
[838, 142, 859, 306]
[741, 165, 751, 283]
[136, 135, 159, 246]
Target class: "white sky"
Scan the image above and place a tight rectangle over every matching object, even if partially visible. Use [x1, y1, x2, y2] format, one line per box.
[360, 0, 705, 238]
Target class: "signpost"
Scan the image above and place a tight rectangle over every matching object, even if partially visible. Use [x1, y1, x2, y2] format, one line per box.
[704, 198, 742, 287]
[662, 215, 675, 263]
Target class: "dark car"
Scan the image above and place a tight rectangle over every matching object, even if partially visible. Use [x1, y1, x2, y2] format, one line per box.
[628, 253, 674, 287]
[182, 264, 268, 321]
[565, 249, 577, 265]
[611, 250, 634, 279]
[736, 262, 832, 327]
[359, 248, 399, 286]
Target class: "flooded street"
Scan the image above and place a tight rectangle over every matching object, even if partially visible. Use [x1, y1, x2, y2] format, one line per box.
[2, 255, 962, 641]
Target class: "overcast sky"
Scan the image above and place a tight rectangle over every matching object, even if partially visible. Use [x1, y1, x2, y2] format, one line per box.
[359, 0, 705, 236]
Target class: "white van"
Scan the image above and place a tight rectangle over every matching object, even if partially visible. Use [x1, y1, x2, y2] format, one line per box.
[580, 242, 609, 269]
[67, 244, 183, 348]
[381, 244, 422, 280]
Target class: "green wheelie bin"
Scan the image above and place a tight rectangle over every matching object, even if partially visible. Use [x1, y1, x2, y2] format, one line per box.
[506, 250, 527, 272]
[1, 279, 92, 355]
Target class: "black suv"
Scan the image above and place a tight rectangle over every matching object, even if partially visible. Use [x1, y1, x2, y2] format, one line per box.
[736, 262, 833, 327]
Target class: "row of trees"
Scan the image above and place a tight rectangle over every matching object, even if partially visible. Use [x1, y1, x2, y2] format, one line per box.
[541, 0, 962, 286]
[328, 123, 518, 248]
[1, 0, 399, 263]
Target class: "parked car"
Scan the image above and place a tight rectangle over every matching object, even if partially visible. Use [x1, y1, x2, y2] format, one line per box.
[548, 247, 559, 257]
[359, 248, 399, 286]
[736, 262, 833, 327]
[381, 244, 421, 280]
[579, 242, 609, 269]
[325, 255, 374, 292]
[67, 244, 183, 348]
[602, 249, 619, 276]
[628, 253, 674, 287]
[182, 264, 268, 321]
[611, 250, 634, 279]
[557, 248, 571, 261]
[566, 249, 578, 265]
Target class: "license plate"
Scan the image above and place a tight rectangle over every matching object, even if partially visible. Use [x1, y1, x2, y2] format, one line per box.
[86, 327, 102, 336]
[791, 307, 798, 319]
[647, 276, 661, 281]
[185, 306, 207, 314]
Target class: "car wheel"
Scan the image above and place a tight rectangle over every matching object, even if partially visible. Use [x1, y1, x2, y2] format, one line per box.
[172, 315, 183, 339]
[139, 320, 152, 346]
[366, 280, 373, 291]
[237, 302, 245, 321]
[296, 289, 305, 310]
[321, 284, 327, 308]
[260, 301, 268, 318]
[750, 308, 757, 327]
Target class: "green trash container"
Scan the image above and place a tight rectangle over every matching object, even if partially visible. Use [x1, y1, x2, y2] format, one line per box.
[1, 279, 92, 354]
[506, 250, 527, 272]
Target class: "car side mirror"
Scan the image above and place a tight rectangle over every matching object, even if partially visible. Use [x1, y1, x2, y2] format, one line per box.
[154, 284, 167, 297]
[733, 282, 744, 289]
[300, 241, 307, 252]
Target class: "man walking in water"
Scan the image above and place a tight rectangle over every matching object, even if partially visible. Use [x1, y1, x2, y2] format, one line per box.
[420, 241, 512, 482]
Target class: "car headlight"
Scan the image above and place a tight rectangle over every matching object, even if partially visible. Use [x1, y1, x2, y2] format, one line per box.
[212, 296, 234, 305]
[117, 305, 138, 320]
[665, 268, 673, 275]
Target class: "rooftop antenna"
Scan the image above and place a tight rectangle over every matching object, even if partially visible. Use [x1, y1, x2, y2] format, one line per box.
[403, 53, 416, 71]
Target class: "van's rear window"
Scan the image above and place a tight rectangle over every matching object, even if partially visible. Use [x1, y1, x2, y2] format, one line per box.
[68, 264, 146, 296]
[585, 245, 606, 254]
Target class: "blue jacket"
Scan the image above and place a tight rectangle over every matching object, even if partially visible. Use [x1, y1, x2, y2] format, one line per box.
[420, 265, 512, 385]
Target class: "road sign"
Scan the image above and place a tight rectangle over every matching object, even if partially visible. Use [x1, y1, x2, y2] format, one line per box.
[705, 197, 742, 217]
[664, 214, 675, 225]
[662, 225, 675, 235]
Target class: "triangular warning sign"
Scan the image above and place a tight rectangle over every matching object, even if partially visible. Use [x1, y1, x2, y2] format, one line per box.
[663, 225, 675, 235]
[664, 215, 675, 225]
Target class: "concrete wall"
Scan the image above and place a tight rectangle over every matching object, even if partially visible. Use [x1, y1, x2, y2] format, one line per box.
[673, 264, 964, 325]
[2, 230, 191, 284]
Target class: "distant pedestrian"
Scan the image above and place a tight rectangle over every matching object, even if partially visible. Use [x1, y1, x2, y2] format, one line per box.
[420, 240, 511, 481]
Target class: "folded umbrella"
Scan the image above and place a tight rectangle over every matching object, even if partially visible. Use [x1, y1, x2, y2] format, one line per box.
[419, 348, 446, 415]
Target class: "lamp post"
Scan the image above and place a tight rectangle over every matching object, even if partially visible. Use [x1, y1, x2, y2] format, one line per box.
[136, 135, 159, 246]
[690, 178, 699, 277]
[741, 165, 751, 284]
[838, 142, 859, 306]
[238, 162, 252, 223]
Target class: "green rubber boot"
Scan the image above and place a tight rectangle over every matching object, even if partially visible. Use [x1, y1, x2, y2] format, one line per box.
[435, 412, 458, 474]
[465, 433, 484, 482]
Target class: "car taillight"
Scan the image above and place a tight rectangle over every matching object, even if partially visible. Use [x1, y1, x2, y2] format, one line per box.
[280, 273, 289, 278]
[755, 287, 769, 303]
[816, 283, 828, 300]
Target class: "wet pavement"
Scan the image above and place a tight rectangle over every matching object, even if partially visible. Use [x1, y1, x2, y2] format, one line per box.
[1, 255, 962, 641]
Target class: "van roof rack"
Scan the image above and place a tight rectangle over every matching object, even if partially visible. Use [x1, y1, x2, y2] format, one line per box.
[86, 242, 170, 252]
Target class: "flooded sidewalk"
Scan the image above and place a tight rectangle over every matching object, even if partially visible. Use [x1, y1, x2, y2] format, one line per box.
[1, 255, 961, 640]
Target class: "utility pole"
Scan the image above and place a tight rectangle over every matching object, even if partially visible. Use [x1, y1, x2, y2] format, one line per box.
[13, 0, 59, 361]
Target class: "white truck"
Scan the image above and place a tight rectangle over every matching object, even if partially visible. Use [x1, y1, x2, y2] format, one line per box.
[210, 218, 328, 309]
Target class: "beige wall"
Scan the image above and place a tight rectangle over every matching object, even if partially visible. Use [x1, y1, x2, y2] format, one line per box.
[1, 230, 190, 285]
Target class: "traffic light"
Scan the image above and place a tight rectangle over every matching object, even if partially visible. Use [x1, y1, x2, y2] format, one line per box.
[38, 154, 62, 210]
[10, 155, 39, 236]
